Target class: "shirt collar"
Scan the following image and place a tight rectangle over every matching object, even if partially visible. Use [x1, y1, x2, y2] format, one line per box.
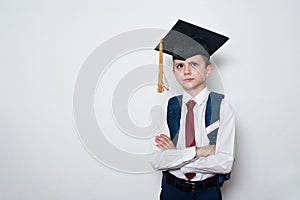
[182, 87, 210, 106]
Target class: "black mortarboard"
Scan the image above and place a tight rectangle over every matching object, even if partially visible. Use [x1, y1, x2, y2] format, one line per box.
[155, 19, 229, 61]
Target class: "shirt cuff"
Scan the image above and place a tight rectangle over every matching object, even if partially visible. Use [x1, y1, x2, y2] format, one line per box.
[182, 146, 196, 163]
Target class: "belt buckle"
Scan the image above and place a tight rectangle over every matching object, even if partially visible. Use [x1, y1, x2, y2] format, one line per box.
[191, 185, 196, 191]
[189, 182, 196, 192]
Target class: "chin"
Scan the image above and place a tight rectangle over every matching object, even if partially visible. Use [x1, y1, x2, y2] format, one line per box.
[182, 82, 195, 89]
[183, 84, 204, 93]
[182, 86, 195, 92]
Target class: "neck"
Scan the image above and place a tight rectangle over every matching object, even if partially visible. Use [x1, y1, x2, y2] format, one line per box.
[184, 84, 206, 97]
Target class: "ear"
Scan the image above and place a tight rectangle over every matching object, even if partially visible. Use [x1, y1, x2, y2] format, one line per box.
[205, 64, 214, 79]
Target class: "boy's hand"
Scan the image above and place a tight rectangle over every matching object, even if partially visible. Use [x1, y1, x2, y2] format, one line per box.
[155, 134, 176, 150]
[196, 145, 216, 158]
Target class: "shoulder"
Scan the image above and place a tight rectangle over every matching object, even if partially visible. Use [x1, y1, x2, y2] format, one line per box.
[209, 91, 235, 115]
[220, 97, 235, 121]
[167, 95, 182, 105]
[209, 91, 225, 100]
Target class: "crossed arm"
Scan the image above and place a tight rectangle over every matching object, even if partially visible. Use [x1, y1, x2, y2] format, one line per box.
[150, 100, 235, 174]
[155, 134, 216, 158]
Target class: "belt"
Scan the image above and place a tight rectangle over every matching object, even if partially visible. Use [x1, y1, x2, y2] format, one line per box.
[163, 171, 219, 192]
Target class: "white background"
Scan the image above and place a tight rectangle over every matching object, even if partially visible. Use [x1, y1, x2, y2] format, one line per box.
[1, 0, 300, 199]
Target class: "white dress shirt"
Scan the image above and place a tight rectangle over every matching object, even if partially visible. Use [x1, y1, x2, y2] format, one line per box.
[150, 87, 235, 181]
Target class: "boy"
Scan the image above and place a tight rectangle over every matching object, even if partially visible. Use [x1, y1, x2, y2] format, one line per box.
[150, 20, 235, 200]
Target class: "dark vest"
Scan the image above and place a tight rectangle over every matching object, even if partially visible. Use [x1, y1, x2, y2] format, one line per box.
[166, 92, 230, 184]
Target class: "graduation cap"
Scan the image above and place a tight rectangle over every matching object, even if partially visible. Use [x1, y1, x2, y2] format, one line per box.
[155, 19, 229, 93]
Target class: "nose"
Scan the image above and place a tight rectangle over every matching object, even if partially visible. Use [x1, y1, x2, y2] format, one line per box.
[184, 64, 191, 75]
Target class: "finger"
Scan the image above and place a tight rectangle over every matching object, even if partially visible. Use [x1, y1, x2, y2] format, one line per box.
[155, 136, 175, 150]
[155, 136, 168, 143]
[156, 143, 168, 150]
[158, 135, 173, 144]
[157, 143, 169, 150]
[155, 136, 170, 147]
[159, 134, 171, 141]
[155, 136, 169, 144]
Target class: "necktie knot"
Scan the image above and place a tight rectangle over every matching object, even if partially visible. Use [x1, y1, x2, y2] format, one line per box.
[186, 100, 196, 111]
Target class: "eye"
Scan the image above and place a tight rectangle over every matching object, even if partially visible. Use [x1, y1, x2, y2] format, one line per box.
[190, 62, 199, 67]
[175, 63, 184, 69]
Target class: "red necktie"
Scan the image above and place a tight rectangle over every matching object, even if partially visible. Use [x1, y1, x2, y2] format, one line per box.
[185, 100, 196, 180]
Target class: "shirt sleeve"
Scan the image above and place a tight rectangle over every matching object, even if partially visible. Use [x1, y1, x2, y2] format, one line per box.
[149, 112, 196, 171]
[180, 99, 236, 174]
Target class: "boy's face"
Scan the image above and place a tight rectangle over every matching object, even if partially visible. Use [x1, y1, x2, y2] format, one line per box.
[173, 55, 213, 96]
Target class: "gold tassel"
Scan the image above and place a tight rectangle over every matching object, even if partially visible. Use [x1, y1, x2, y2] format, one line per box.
[157, 38, 169, 93]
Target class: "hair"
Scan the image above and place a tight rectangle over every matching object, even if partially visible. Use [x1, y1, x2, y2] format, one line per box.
[202, 55, 211, 67]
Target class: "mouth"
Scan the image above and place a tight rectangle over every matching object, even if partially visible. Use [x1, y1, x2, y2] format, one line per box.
[184, 78, 194, 82]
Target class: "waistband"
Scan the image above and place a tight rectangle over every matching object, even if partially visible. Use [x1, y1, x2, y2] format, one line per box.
[163, 171, 219, 192]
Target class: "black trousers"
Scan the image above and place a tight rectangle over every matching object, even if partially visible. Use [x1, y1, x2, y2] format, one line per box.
[160, 180, 222, 200]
